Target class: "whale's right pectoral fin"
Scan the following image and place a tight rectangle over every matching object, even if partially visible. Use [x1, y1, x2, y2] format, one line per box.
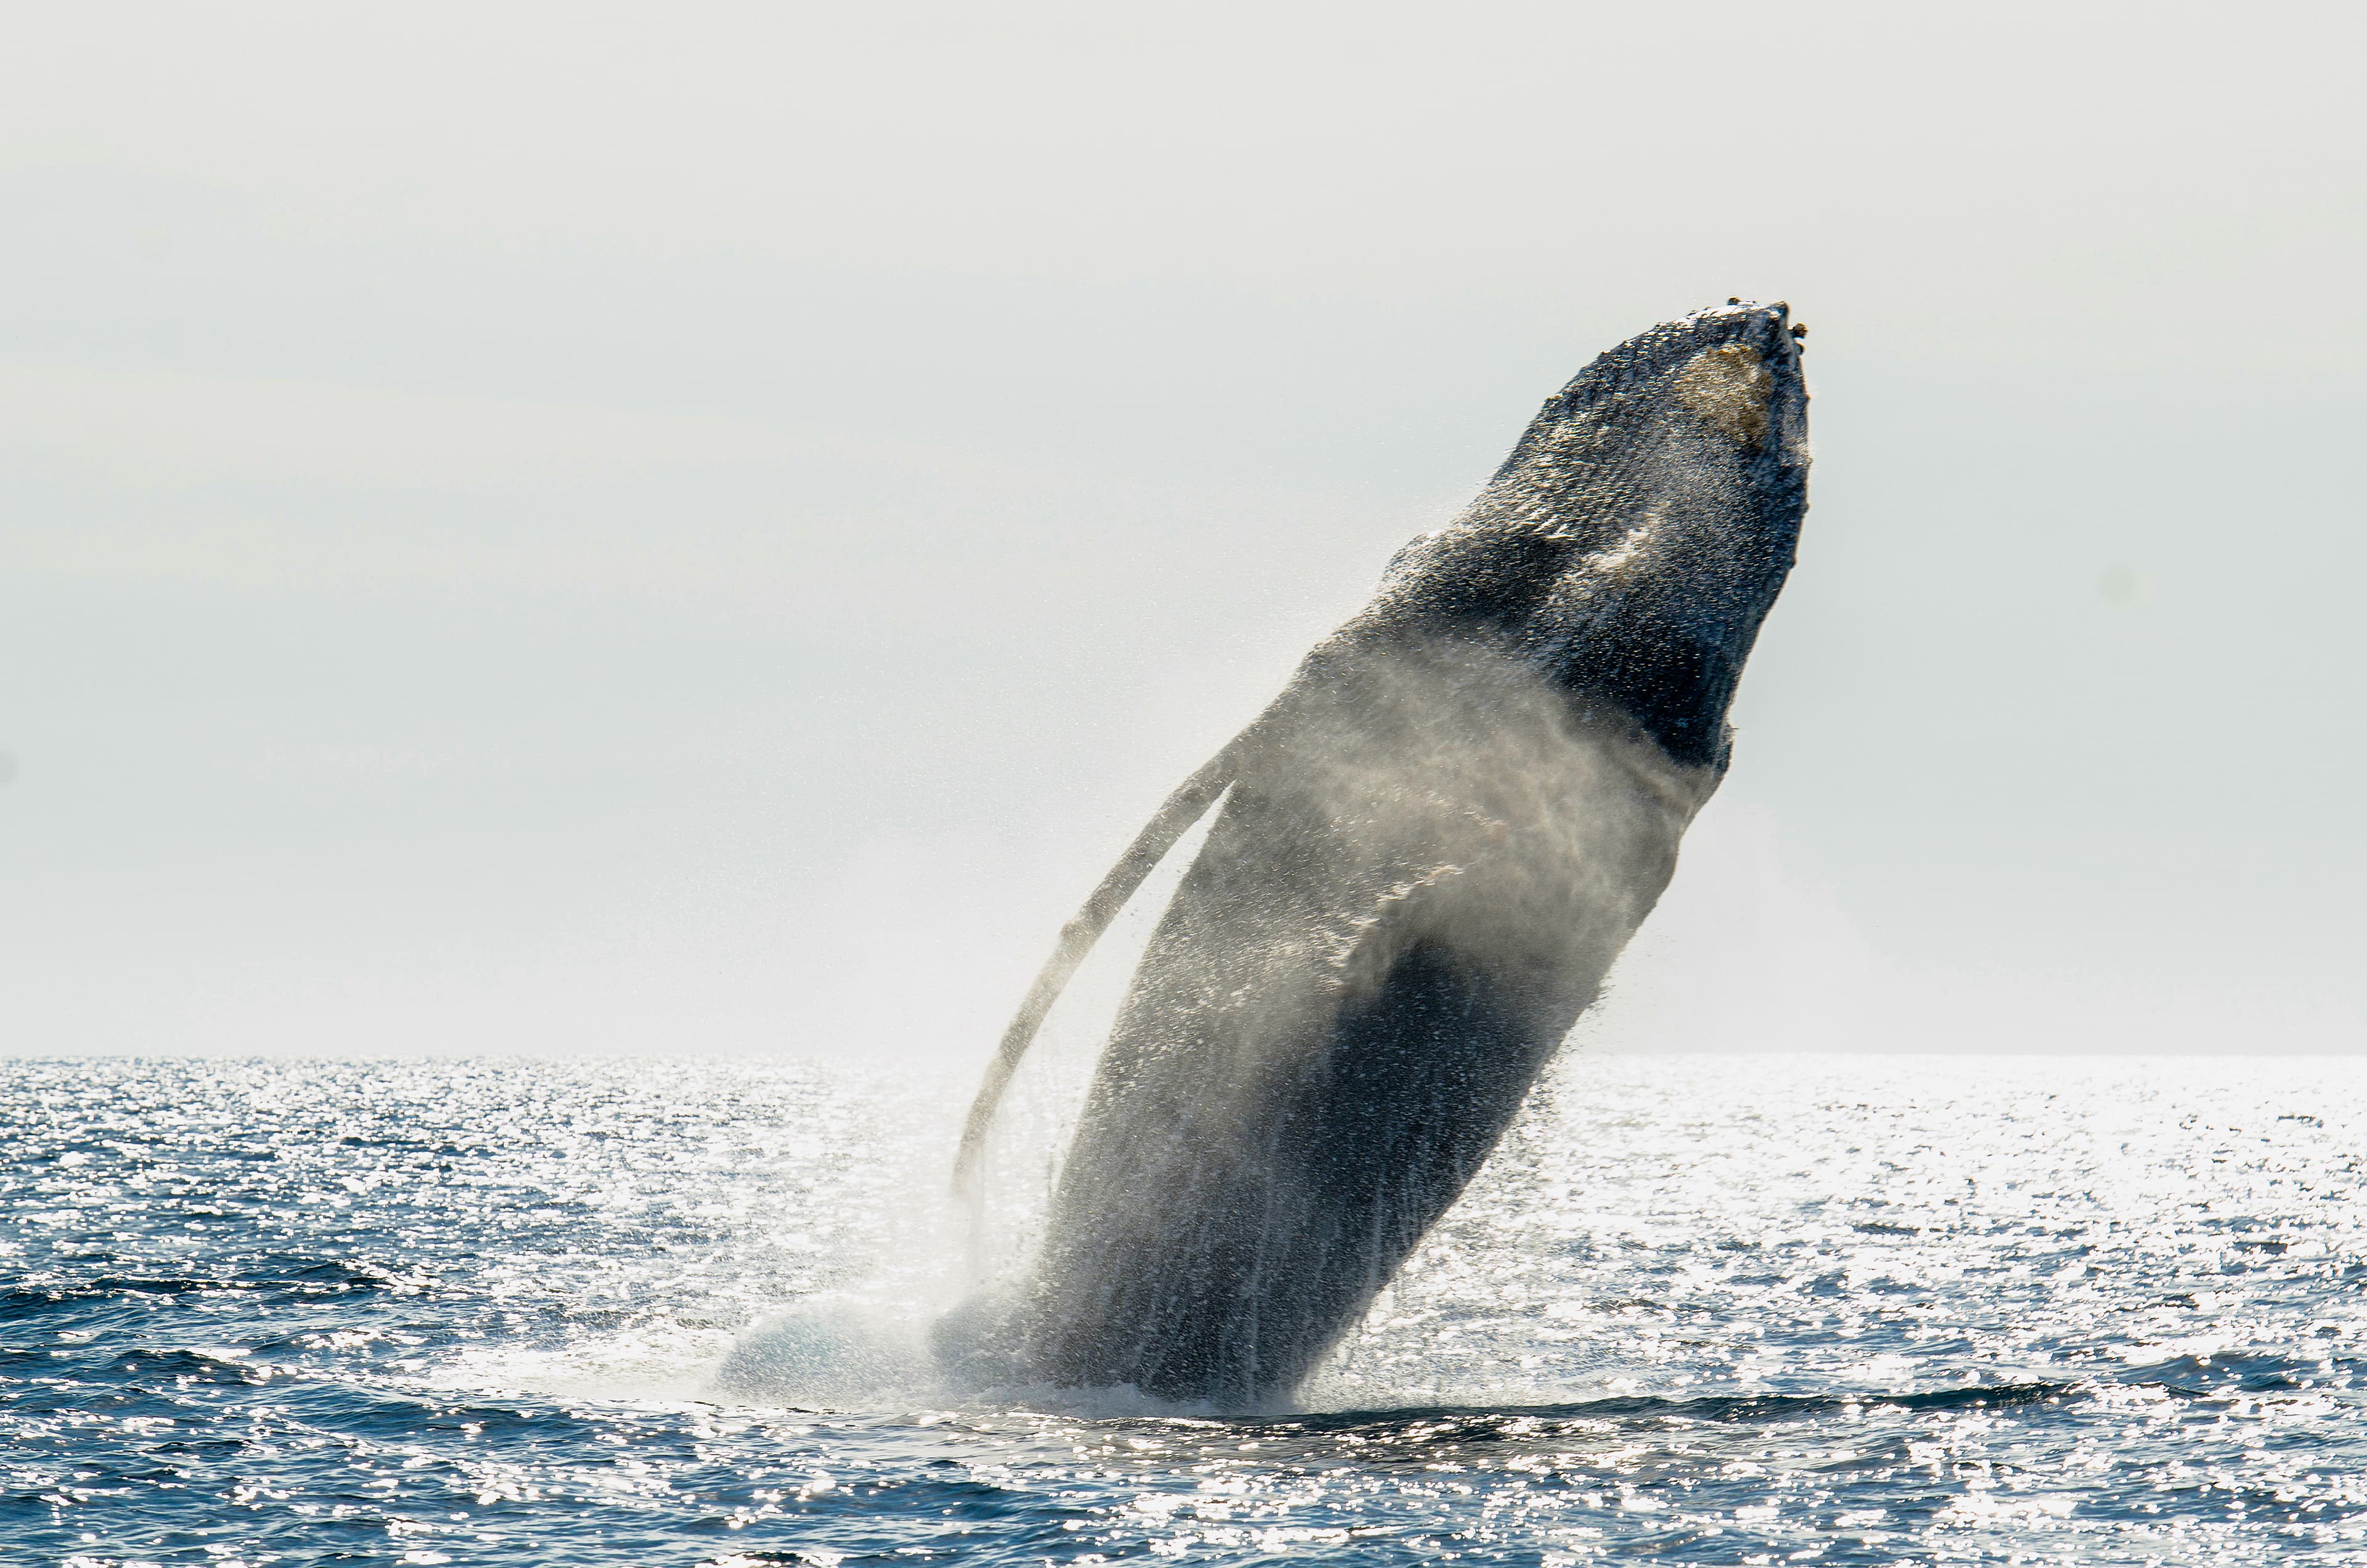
[950, 727, 1259, 1196]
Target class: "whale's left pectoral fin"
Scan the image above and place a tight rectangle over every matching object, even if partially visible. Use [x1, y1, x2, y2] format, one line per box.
[951, 726, 1258, 1194]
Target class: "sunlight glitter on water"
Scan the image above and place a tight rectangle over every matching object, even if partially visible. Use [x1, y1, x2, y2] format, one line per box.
[5, 1052, 2366, 1564]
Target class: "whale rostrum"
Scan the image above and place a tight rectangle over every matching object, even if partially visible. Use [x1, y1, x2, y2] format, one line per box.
[947, 301, 1810, 1408]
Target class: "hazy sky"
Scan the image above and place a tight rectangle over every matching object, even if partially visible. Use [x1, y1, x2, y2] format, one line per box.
[3, 2, 2360, 1058]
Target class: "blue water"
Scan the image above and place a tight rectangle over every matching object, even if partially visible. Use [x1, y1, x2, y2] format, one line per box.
[6, 1053, 2366, 1565]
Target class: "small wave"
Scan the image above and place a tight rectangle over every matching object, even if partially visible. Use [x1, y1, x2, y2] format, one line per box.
[0, 1258, 404, 1320]
[1195, 1380, 2083, 1439]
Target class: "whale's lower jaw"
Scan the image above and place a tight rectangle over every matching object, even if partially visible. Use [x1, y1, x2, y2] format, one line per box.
[973, 661, 1715, 1408]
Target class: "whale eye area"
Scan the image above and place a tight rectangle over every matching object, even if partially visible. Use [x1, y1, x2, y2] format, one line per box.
[1674, 342, 1772, 449]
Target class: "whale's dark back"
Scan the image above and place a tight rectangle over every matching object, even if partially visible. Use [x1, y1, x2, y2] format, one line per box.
[972, 303, 1809, 1407]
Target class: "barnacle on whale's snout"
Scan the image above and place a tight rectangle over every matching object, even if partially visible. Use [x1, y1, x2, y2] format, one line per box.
[1675, 342, 1774, 447]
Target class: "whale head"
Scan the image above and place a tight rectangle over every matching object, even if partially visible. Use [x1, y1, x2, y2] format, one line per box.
[1363, 300, 1811, 770]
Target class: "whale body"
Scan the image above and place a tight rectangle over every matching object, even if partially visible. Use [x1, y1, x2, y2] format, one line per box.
[949, 301, 1810, 1408]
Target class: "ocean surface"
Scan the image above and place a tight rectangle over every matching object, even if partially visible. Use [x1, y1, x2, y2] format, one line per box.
[6, 1051, 2366, 1566]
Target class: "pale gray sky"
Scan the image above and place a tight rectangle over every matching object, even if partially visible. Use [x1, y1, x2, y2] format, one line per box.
[2, 2, 2360, 1057]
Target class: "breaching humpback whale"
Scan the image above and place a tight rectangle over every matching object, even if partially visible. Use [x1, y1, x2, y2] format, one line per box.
[948, 301, 1810, 1408]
